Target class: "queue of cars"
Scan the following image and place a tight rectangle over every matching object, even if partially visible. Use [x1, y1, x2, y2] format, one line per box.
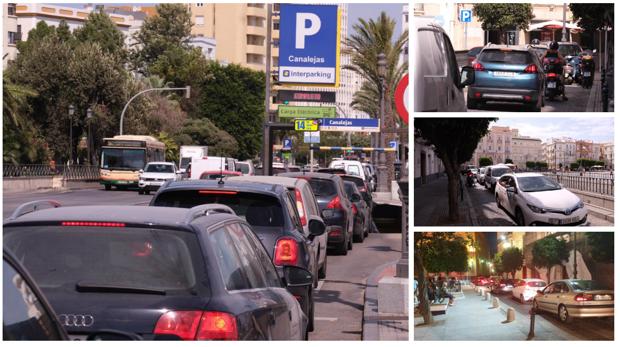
[4, 159, 378, 341]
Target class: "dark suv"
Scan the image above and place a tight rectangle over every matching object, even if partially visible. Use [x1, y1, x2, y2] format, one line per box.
[4, 202, 310, 340]
[150, 180, 325, 333]
[278, 172, 354, 255]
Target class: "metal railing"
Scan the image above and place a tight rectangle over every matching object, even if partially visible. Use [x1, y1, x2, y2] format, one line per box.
[3, 164, 99, 181]
[543, 173, 614, 196]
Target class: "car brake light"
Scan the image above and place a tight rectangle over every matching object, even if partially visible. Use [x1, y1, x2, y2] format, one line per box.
[295, 189, 307, 226]
[198, 190, 237, 195]
[575, 293, 593, 302]
[472, 61, 485, 71]
[547, 72, 557, 78]
[154, 311, 238, 340]
[61, 221, 125, 227]
[524, 64, 537, 73]
[274, 237, 298, 266]
[474, 92, 482, 98]
[351, 204, 358, 215]
[523, 95, 532, 102]
[326, 196, 342, 210]
[329, 228, 342, 237]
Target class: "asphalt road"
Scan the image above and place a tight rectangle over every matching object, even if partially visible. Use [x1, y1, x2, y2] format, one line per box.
[493, 292, 614, 340]
[465, 182, 612, 226]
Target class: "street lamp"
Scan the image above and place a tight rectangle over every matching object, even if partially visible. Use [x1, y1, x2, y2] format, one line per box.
[119, 86, 191, 135]
[376, 53, 388, 192]
[68, 105, 75, 165]
[86, 108, 93, 165]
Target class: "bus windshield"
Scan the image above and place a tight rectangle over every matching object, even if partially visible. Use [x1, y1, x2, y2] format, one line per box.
[101, 148, 146, 170]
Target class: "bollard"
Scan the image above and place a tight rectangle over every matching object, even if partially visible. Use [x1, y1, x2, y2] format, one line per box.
[506, 307, 515, 323]
[485, 292, 491, 301]
[477, 287, 482, 296]
[527, 308, 536, 340]
[492, 297, 499, 308]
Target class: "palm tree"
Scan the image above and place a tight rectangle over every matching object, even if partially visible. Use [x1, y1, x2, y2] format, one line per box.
[3, 73, 37, 129]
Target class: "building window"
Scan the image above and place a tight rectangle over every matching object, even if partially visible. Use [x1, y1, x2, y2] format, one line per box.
[7, 3, 16, 16]
[195, 15, 204, 26]
[247, 16, 265, 27]
[246, 53, 264, 65]
[273, 3, 280, 12]
[247, 34, 264, 46]
[196, 3, 204, 7]
[8, 32, 18, 45]
[273, 21, 280, 30]
[248, 3, 264, 9]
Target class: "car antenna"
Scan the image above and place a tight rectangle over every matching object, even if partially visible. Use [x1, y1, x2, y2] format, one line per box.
[218, 155, 225, 185]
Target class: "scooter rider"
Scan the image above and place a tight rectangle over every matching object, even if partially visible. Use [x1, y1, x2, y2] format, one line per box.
[543, 41, 568, 101]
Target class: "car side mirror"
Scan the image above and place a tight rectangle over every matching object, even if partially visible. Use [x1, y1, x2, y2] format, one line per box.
[322, 209, 335, 219]
[350, 193, 361, 203]
[139, 169, 144, 174]
[87, 330, 143, 340]
[283, 266, 313, 287]
[460, 66, 475, 88]
[308, 218, 326, 237]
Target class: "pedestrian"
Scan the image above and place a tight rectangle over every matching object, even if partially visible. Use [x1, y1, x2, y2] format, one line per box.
[437, 276, 455, 306]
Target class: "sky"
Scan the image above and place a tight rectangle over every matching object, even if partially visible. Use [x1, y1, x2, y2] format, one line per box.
[492, 117, 614, 143]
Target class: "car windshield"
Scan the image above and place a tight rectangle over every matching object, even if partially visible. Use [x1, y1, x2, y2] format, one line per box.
[308, 178, 337, 197]
[101, 148, 145, 170]
[4, 226, 200, 293]
[479, 50, 531, 65]
[145, 164, 174, 173]
[237, 163, 250, 174]
[492, 168, 511, 177]
[517, 176, 561, 192]
[180, 157, 192, 169]
[153, 191, 285, 227]
[559, 44, 582, 57]
[568, 280, 607, 291]
[344, 182, 357, 197]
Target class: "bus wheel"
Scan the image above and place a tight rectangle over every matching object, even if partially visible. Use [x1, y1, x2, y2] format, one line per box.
[104, 184, 111, 191]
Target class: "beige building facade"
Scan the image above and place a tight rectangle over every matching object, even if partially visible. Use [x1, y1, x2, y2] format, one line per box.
[472, 126, 513, 167]
[3, 3, 19, 68]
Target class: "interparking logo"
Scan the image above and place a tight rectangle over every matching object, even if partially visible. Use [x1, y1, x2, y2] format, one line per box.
[283, 70, 290, 77]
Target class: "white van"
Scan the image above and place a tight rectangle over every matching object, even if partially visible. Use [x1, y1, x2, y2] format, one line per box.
[178, 146, 208, 173]
[188, 156, 236, 180]
[329, 159, 368, 181]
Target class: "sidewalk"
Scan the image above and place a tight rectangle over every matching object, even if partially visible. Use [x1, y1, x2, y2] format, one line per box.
[362, 261, 408, 341]
[414, 287, 577, 340]
[586, 72, 614, 112]
[414, 175, 479, 226]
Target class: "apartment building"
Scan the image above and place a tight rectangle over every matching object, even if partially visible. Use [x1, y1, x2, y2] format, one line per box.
[3, 3, 19, 68]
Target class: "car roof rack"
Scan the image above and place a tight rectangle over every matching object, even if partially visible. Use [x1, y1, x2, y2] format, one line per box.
[184, 203, 235, 224]
[7, 200, 62, 221]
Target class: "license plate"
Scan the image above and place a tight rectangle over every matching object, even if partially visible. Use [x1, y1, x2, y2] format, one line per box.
[595, 294, 612, 301]
[493, 71, 516, 77]
[117, 181, 128, 184]
[584, 72, 591, 77]
[547, 82, 556, 88]
[549, 216, 580, 225]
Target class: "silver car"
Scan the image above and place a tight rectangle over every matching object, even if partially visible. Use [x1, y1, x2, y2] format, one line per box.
[484, 164, 512, 191]
[477, 167, 487, 185]
[533, 279, 614, 323]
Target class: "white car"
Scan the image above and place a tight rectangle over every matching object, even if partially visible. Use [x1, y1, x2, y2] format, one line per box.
[477, 167, 487, 185]
[512, 278, 547, 303]
[329, 160, 367, 181]
[138, 162, 181, 195]
[495, 173, 588, 226]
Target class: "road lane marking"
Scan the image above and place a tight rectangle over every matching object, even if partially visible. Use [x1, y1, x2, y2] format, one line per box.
[315, 280, 325, 292]
[314, 317, 338, 322]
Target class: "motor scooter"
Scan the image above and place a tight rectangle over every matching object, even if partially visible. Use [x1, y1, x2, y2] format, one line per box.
[543, 57, 565, 101]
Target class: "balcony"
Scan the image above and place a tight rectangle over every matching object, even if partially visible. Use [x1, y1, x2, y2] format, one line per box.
[246, 25, 266, 37]
[246, 44, 265, 55]
[246, 4, 266, 18]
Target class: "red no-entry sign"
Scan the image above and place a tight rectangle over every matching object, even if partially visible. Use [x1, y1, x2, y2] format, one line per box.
[394, 74, 409, 124]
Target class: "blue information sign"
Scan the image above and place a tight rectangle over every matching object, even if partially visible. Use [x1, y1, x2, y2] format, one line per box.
[320, 118, 379, 132]
[283, 138, 292, 150]
[278, 4, 339, 85]
[459, 9, 472, 23]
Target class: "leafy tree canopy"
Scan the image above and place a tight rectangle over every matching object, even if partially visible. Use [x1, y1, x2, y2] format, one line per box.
[570, 3, 614, 32]
[415, 232, 469, 274]
[74, 10, 127, 59]
[473, 3, 534, 32]
[586, 232, 613, 263]
[501, 247, 523, 279]
[479, 157, 493, 167]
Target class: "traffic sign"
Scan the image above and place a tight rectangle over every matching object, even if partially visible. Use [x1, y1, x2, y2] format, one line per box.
[394, 74, 409, 124]
[389, 141, 398, 149]
[283, 138, 292, 150]
[279, 105, 336, 118]
[278, 4, 340, 85]
[294, 119, 319, 131]
[459, 9, 472, 23]
[320, 118, 380, 132]
[304, 131, 321, 143]
[277, 90, 336, 103]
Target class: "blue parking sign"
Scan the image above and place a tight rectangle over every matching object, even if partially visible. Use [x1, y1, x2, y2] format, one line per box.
[278, 4, 340, 85]
[283, 138, 292, 150]
[459, 9, 472, 23]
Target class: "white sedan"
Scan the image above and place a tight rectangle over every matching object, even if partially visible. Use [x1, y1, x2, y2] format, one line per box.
[512, 278, 547, 303]
[494, 173, 588, 226]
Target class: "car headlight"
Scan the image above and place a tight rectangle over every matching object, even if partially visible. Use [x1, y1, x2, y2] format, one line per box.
[577, 200, 584, 209]
[527, 204, 546, 214]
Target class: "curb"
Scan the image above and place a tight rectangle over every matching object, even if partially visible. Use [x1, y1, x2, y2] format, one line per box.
[362, 260, 400, 341]
[584, 203, 614, 223]
[461, 184, 480, 226]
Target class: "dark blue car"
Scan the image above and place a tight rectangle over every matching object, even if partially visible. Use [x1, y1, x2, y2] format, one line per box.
[467, 44, 545, 111]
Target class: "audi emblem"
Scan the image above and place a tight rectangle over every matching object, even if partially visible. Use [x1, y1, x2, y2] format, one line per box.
[58, 314, 95, 327]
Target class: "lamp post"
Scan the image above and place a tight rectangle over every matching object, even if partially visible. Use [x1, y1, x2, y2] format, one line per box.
[376, 53, 388, 192]
[119, 86, 191, 135]
[86, 108, 93, 165]
[68, 105, 75, 165]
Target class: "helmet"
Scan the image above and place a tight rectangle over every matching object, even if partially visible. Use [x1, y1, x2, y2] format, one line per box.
[531, 38, 540, 45]
[549, 41, 559, 50]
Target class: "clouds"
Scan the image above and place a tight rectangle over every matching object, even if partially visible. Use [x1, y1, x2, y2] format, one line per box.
[493, 117, 614, 143]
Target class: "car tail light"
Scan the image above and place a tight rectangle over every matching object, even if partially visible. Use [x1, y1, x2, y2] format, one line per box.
[326, 196, 342, 210]
[198, 190, 237, 195]
[61, 221, 125, 227]
[351, 204, 358, 215]
[294, 189, 307, 226]
[154, 311, 237, 340]
[274, 237, 298, 266]
[329, 228, 342, 237]
[524, 64, 538, 73]
[474, 92, 482, 99]
[472, 61, 485, 71]
[523, 95, 532, 102]
[575, 293, 594, 302]
[547, 72, 557, 78]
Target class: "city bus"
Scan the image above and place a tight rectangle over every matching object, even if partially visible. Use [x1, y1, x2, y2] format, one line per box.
[99, 135, 165, 190]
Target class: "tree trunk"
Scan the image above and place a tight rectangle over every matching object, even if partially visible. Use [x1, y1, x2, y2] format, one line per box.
[546, 266, 551, 284]
[446, 169, 460, 221]
[512, 271, 516, 279]
[414, 252, 433, 325]
[385, 92, 396, 187]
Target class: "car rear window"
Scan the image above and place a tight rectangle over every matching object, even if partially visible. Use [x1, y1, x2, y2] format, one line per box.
[568, 280, 606, 291]
[308, 178, 337, 197]
[479, 49, 532, 65]
[154, 190, 285, 227]
[4, 226, 201, 293]
[528, 280, 547, 287]
[236, 163, 250, 174]
[342, 176, 365, 189]
[492, 167, 511, 177]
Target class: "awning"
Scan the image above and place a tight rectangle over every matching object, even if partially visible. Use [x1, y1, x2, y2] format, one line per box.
[527, 20, 583, 32]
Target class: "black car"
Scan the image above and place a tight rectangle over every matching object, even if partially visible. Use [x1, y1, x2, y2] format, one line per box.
[4, 202, 310, 340]
[150, 180, 325, 333]
[278, 172, 354, 256]
[343, 181, 370, 243]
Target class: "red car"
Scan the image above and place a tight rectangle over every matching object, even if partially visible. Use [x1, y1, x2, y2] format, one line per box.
[472, 276, 492, 287]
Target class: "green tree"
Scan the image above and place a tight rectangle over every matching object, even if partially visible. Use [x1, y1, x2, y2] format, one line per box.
[492, 252, 504, 276]
[16, 21, 56, 54]
[569, 3, 614, 32]
[196, 62, 264, 160]
[176, 118, 238, 157]
[504, 158, 513, 164]
[532, 236, 569, 283]
[473, 4, 534, 44]
[586, 232, 613, 263]
[501, 247, 524, 279]
[74, 10, 127, 59]
[479, 157, 493, 167]
[415, 118, 496, 221]
[157, 131, 179, 163]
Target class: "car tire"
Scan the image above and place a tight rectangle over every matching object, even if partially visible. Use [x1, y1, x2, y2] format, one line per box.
[530, 102, 541, 112]
[138, 189, 144, 195]
[307, 289, 315, 332]
[144, 190, 150, 195]
[515, 208, 526, 226]
[337, 238, 348, 256]
[318, 256, 327, 279]
[104, 184, 111, 191]
[348, 233, 353, 250]
[558, 304, 572, 323]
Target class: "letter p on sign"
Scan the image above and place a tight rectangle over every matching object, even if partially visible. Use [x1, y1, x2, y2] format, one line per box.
[296, 13, 321, 49]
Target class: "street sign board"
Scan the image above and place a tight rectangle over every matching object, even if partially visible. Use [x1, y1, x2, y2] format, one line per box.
[277, 90, 336, 103]
[304, 131, 321, 143]
[294, 119, 319, 131]
[389, 140, 398, 149]
[278, 4, 340, 85]
[394, 74, 409, 124]
[283, 138, 292, 150]
[279, 105, 336, 118]
[320, 118, 380, 132]
[459, 9, 472, 23]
